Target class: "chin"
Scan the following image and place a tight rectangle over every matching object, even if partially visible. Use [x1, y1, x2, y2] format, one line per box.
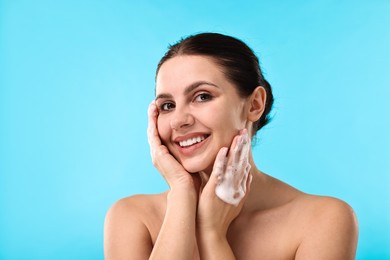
[182, 163, 204, 174]
[181, 158, 208, 173]
[181, 159, 212, 174]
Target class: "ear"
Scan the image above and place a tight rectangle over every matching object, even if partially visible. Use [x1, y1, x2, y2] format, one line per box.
[247, 86, 266, 122]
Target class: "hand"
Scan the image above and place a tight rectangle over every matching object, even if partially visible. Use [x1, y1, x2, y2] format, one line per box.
[215, 129, 251, 206]
[147, 101, 195, 190]
[196, 129, 252, 236]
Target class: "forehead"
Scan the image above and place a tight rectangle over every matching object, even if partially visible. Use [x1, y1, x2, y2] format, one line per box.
[156, 55, 227, 93]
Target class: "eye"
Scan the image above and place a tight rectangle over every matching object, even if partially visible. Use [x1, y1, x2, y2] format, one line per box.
[159, 102, 175, 112]
[194, 92, 212, 102]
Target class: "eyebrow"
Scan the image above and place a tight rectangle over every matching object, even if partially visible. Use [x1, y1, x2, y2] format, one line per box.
[155, 81, 219, 101]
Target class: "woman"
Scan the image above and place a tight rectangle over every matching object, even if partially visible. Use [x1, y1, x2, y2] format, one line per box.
[104, 33, 358, 259]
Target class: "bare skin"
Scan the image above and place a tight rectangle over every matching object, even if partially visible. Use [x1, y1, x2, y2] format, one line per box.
[104, 55, 358, 259]
[104, 170, 358, 259]
[104, 120, 358, 259]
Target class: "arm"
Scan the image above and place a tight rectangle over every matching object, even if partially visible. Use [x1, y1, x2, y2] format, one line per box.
[295, 198, 359, 260]
[105, 102, 198, 260]
[104, 194, 198, 260]
[196, 130, 252, 260]
[104, 197, 153, 260]
[147, 101, 198, 259]
[196, 230, 236, 260]
[150, 188, 197, 260]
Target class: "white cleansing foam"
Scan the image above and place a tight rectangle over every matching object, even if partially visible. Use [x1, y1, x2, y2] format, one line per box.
[215, 132, 251, 206]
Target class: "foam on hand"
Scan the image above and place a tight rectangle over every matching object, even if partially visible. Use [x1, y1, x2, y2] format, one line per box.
[214, 131, 251, 206]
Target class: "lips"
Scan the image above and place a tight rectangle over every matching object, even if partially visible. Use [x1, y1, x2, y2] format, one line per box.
[179, 135, 206, 147]
[173, 133, 210, 155]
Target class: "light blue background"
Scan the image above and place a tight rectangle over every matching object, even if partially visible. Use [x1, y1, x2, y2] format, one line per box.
[1, 1, 389, 259]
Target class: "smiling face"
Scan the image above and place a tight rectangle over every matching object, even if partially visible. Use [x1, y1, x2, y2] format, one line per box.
[155, 55, 250, 174]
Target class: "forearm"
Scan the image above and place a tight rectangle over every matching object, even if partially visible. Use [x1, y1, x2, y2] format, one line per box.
[197, 230, 236, 260]
[149, 189, 197, 260]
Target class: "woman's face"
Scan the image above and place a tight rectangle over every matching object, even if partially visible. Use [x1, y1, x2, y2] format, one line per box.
[155, 55, 249, 174]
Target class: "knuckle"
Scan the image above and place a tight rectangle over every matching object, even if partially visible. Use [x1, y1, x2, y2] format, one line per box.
[156, 149, 166, 158]
[151, 158, 157, 166]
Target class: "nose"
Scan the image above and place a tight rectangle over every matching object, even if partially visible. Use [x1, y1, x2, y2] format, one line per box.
[170, 108, 195, 130]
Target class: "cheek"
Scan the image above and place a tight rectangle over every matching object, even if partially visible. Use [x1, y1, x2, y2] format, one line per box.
[212, 107, 242, 129]
[156, 116, 170, 143]
[219, 112, 245, 142]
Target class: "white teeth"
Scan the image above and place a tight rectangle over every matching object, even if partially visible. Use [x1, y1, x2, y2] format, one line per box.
[179, 136, 206, 147]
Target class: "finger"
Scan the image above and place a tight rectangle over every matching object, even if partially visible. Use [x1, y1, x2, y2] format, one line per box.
[233, 134, 244, 156]
[241, 163, 251, 193]
[210, 147, 228, 185]
[231, 132, 249, 188]
[147, 101, 160, 147]
[239, 129, 249, 156]
[230, 129, 249, 168]
[246, 171, 253, 194]
[235, 131, 250, 168]
[224, 129, 249, 190]
[226, 134, 243, 171]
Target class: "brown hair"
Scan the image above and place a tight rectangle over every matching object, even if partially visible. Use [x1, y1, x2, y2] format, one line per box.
[156, 32, 274, 136]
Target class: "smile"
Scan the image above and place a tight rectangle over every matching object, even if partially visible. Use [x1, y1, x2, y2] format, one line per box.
[179, 135, 206, 147]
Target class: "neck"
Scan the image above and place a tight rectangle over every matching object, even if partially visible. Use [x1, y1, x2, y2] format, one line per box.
[241, 151, 271, 212]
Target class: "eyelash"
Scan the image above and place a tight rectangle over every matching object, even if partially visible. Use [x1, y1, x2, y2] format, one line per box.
[159, 102, 175, 111]
[194, 92, 213, 102]
[158, 92, 213, 112]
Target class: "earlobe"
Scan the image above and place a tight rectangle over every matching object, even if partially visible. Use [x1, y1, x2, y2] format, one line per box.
[247, 86, 266, 122]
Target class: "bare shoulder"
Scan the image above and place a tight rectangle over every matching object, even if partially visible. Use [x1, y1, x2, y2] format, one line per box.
[295, 194, 357, 221]
[294, 194, 359, 259]
[105, 192, 167, 234]
[106, 192, 166, 218]
[104, 192, 167, 259]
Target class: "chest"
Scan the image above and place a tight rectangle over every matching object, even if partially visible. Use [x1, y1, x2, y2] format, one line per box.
[147, 204, 303, 260]
[226, 214, 300, 259]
